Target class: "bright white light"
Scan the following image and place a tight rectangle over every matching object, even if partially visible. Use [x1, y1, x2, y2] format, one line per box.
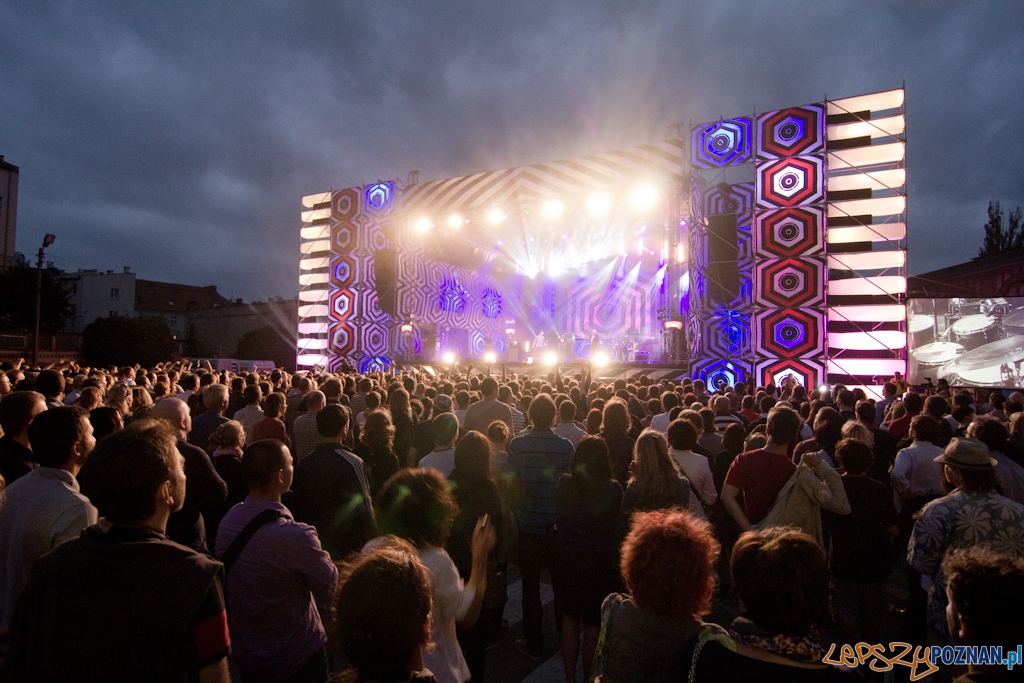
[415, 218, 432, 232]
[543, 351, 557, 366]
[543, 199, 563, 219]
[547, 261, 562, 278]
[587, 192, 611, 215]
[443, 352, 456, 364]
[487, 208, 504, 225]
[592, 351, 609, 367]
[818, 384, 829, 394]
[676, 243, 685, 263]
[484, 352, 497, 364]
[632, 185, 658, 210]
[400, 323, 414, 334]
[448, 214, 463, 229]
[504, 328, 516, 336]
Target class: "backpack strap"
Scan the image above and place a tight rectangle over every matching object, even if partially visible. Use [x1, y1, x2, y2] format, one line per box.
[220, 509, 283, 579]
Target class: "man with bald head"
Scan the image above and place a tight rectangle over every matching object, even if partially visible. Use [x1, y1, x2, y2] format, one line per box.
[151, 398, 227, 553]
[189, 385, 230, 454]
[292, 390, 327, 460]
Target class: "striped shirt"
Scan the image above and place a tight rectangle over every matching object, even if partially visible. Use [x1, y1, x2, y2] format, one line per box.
[507, 429, 574, 534]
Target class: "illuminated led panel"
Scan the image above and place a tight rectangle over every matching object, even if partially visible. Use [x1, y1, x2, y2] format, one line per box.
[296, 354, 329, 367]
[827, 276, 906, 296]
[828, 331, 907, 350]
[297, 338, 329, 350]
[827, 115, 905, 140]
[827, 359, 906, 376]
[301, 191, 331, 208]
[298, 289, 328, 303]
[828, 305, 906, 322]
[827, 251, 905, 270]
[300, 226, 330, 240]
[299, 273, 330, 286]
[828, 196, 906, 219]
[302, 240, 331, 253]
[827, 223, 906, 244]
[301, 208, 331, 223]
[826, 170, 906, 193]
[826, 89, 904, 115]
[300, 257, 329, 270]
[298, 322, 329, 335]
[298, 304, 329, 317]
[828, 143, 904, 170]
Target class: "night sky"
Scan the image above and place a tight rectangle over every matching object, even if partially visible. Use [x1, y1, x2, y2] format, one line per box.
[2, 2, 1022, 301]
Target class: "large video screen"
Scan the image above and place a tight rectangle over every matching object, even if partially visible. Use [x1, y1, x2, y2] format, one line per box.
[908, 297, 1024, 388]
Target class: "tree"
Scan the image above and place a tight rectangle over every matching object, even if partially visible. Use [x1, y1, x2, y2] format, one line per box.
[979, 200, 1024, 257]
[81, 315, 174, 367]
[235, 325, 296, 371]
[0, 263, 73, 332]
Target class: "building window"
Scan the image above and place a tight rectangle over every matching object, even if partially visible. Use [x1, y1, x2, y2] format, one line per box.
[110, 288, 120, 300]
[169, 316, 178, 328]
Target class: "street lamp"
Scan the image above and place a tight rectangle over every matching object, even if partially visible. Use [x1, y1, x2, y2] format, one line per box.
[32, 234, 56, 367]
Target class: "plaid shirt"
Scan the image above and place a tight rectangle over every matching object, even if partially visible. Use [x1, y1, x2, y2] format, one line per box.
[291, 413, 323, 460]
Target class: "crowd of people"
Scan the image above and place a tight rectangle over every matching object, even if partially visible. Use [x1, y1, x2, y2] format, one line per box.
[0, 357, 1022, 683]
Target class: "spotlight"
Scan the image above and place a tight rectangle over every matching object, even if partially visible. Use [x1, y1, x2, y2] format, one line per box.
[587, 192, 611, 215]
[543, 351, 557, 366]
[631, 185, 658, 210]
[487, 208, 504, 225]
[818, 384, 829, 394]
[415, 217, 432, 232]
[663, 320, 683, 330]
[400, 322, 414, 334]
[484, 352, 497, 364]
[443, 352, 455, 364]
[504, 328, 516, 336]
[592, 351, 609, 367]
[543, 199, 563, 219]
[448, 214, 463, 229]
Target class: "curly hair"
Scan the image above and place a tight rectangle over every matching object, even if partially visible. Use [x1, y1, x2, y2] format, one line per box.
[336, 537, 432, 683]
[375, 468, 459, 548]
[621, 509, 720, 618]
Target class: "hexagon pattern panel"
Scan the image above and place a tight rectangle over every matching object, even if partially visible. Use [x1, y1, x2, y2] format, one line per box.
[756, 105, 825, 160]
[692, 117, 753, 169]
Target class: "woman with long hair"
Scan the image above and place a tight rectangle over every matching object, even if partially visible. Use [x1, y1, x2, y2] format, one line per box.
[104, 384, 132, 421]
[447, 432, 504, 683]
[600, 399, 636, 485]
[375, 469, 495, 683]
[353, 410, 400, 497]
[617, 429, 690, 539]
[389, 388, 417, 467]
[554, 436, 623, 682]
[252, 391, 290, 447]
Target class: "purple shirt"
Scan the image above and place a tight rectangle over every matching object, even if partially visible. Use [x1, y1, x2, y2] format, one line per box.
[216, 497, 337, 680]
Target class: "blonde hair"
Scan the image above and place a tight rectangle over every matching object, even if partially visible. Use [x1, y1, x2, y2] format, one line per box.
[629, 429, 682, 504]
[841, 420, 874, 448]
[104, 384, 132, 416]
[210, 420, 245, 450]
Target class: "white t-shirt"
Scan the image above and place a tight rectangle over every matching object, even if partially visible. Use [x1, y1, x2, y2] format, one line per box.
[668, 448, 716, 521]
[418, 547, 476, 683]
[418, 448, 456, 478]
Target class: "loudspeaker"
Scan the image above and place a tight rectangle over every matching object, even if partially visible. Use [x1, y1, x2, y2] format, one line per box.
[706, 212, 740, 304]
[372, 248, 397, 316]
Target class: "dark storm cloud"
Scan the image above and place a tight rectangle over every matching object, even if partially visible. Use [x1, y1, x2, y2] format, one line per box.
[1, 1, 1022, 300]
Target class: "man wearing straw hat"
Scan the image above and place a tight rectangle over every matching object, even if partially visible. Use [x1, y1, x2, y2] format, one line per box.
[908, 437, 1024, 645]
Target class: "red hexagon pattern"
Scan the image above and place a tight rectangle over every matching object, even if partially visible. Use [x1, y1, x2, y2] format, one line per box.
[754, 208, 824, 258]
[756, 157, 824, 209]
[754, 258, 824, 308]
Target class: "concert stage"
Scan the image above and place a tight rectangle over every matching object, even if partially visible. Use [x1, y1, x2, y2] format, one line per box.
[297, 87, 918, 395]
[403, 361, 692, 383]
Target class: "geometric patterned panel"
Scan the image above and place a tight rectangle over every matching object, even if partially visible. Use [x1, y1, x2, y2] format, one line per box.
[360, 320, 390, 357]
[755, 357, 825, 389]
[691, 358, 752, 391]
[703, 182, 755, 225]
[331, 188, 360, 222]
[330, 256, 359, 288]
[697, 309, 751, 358]
[754, 207, 824, 258]
[756, 105, 824, 160]
[691, 117, 753, 169]
[363, 182, 395, 217]
[756, 156, 825, 209]
[754, 307, 825, 358]
[331, 222, 357, 253]
[328, 322, 357, 356]
[329, 289, 355, 322]
[754, 257, 825, 308]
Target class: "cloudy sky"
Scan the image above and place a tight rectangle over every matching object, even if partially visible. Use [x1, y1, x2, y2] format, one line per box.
[2, 2, 1022, 301]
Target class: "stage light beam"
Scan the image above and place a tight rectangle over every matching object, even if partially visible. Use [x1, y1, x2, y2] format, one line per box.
[448, 214, 463, 229]
[543, 199, 563, 219]
[632, 185, 658, 210]
[487, 208, 504, 225]
[484, 352, 497, 364]
[587, 192, 611, 215]
[543, 351, 558, 366]
[415, 218, 432, 232]
[443, 352, 456, 364]
[592, 351, 609, 367]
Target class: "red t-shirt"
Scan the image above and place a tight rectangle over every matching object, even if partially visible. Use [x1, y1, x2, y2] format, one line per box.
[887, 412, 916, 442]
[723, 448, 797, 525]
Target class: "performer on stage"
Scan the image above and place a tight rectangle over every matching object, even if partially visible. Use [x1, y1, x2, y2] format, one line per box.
[533, 330, 546, 349]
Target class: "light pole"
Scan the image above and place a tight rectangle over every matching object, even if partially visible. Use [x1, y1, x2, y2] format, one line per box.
[32, 234, 56, 368]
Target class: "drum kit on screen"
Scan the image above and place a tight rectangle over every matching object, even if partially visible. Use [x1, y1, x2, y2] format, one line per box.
[911, 298, 1024, 388]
